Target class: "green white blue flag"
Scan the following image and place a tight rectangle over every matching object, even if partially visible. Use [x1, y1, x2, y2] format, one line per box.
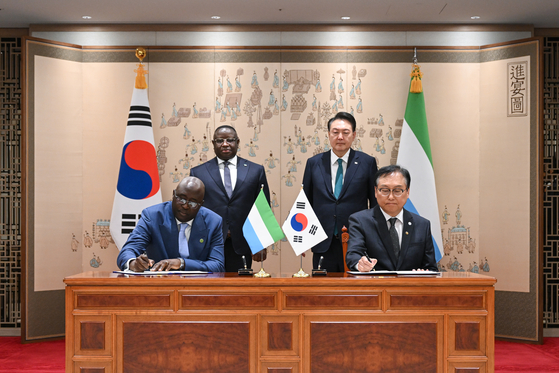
[243, 189, 285, 254]
[396, 64, 443, 262]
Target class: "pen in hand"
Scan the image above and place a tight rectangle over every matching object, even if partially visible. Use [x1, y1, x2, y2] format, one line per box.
[142, 251, 153, 270]
[364, 252, 375, 271]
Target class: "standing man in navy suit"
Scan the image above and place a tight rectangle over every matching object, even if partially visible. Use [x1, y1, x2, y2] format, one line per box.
[345, 165, 437, 272]
[191, 125, 270, 272]
[116, 176, 225, 272]
[302, 112, 378, 272]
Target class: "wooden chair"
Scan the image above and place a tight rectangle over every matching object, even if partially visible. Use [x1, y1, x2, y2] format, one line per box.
[341, 225, 349, 272]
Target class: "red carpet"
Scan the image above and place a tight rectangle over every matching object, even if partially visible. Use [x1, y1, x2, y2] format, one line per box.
[1, 336, 558, 372]
[495, 338, 559, 372]
[0, 337, 64, 373]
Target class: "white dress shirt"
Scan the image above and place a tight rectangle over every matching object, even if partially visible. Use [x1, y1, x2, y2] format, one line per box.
[218, 155, 238, 191]
[379, 208, 404, 247]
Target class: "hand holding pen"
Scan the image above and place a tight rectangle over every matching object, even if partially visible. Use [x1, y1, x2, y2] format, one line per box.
[129, 251, 155, 272]
[357, 252, 377, 272]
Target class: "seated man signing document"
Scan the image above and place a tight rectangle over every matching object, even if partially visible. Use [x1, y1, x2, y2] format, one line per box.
[345, 165, 437, 272]
[116, 176, 225, 272]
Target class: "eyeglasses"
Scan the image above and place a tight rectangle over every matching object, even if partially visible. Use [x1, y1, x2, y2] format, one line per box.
[213, 138, 238, 145]
[377, 188, 407, 197]
[173, 192, 202, 208]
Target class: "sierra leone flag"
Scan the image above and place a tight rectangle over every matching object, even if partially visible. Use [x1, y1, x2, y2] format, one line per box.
[396, 64, 444, 262]
[243, 190, 285, 254]
[110, 64, 162, 250]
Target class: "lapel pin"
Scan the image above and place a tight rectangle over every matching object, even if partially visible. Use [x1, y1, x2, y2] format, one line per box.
[405, 231, 409, 235]
[200, 238, 204, 243]
[354, 161, 358, 164]
[408, 222, 412, 225]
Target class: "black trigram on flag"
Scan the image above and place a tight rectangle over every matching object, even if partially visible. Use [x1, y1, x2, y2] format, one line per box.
[121, 213, 141, 234]
[128, 105, 152, 127]
[294, 235, 303, 243]
[296, 202, 305, 209]
[309, 225, 318, 235]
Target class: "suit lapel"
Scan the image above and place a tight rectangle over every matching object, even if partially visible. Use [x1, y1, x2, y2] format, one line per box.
[161, 203, 180, 258]
[207, 158, 228, 197]
[373, 206, 398, 267]
[232, 157, 249, 199]
[188, 210, 208, 260]
[398, 209, 414, 268]
[320, 152, 334, 196]
[338, 149, 357, 199]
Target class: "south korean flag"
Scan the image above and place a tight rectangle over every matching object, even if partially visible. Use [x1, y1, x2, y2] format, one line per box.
[282, 189, 327, 256]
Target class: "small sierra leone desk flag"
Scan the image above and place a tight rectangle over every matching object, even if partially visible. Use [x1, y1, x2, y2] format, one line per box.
[110, 51, 162, 250]
[243, 189, 285, 254]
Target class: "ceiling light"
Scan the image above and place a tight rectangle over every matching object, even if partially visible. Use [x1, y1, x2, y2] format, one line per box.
[471, 16, 480, 20]
[82, 15, 92, 20]
[341, 16, 351, 20]
[211, 16, 221, 20]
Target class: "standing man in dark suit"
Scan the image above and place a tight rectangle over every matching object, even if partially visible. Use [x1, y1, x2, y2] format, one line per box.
[345, 165, 437, 272]
[191, 125, 270, 272]
[116, 176, 225, 272]
[302, 112, 378, 272]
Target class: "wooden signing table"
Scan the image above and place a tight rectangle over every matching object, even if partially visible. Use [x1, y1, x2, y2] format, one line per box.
[65, 271, 496, 373]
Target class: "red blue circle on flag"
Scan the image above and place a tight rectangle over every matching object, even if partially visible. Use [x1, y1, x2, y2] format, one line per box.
[290, 213, 308, 232]
[116, 140, 160, 200]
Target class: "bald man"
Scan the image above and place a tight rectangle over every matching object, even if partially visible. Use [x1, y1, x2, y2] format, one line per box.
[116, 176, 225, 272]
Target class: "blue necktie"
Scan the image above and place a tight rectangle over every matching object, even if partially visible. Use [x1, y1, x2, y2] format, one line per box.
[224, 161, 233, 198]
[334, 158, 343, 199]
[334, 158, 343, 236]
[179, 223, 189, 258]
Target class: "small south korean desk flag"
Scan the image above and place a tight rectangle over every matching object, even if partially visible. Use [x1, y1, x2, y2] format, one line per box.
[282, 188, 327, 256]
[110, 49, 162, 250]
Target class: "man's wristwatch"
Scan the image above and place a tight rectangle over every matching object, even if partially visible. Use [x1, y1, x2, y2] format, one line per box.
[179, 257, 185, 270]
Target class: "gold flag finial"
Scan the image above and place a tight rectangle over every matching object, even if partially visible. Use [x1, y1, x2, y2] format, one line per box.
[135, 47, 146, 62]
[134, 47, 148, 89]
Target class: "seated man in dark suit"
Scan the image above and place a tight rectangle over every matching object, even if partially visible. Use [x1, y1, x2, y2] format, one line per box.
[346, 165, 437, 272]
[116, 176, 225, 272]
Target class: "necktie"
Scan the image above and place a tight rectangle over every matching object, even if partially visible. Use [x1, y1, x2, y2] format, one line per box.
[224, 161, 233, 198]
[334, 158, 343, 199]
[389, 218, 400, 260]
[179, 223, 190, 258]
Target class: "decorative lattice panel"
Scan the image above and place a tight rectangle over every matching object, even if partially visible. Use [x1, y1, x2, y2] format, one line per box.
[543, 37, 559, 329]
[0, 37, 22, 328]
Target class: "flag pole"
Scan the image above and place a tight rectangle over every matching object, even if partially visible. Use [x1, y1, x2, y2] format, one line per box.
[292, 254, 310, 278]
[254, 183, 272, 277]
[292, 184, 310, 277]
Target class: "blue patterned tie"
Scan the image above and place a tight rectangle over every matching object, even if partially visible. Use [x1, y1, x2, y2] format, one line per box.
[334, 158, 343, 199]
[179, 223, 189, 258]
[224, 161, 233, 198]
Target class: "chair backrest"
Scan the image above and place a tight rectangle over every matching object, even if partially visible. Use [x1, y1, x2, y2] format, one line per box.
[341, 225, 349, 272]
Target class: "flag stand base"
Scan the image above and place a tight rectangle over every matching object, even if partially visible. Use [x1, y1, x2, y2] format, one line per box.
[292, 268, 310, 278]
[253, 268, 271, 278]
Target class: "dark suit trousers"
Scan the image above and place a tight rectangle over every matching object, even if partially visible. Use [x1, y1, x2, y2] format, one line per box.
[224, 237, 252, 272]
[312, 236, 345, 272]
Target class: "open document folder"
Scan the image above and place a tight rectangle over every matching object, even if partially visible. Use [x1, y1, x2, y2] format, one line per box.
[348, 270, 440, 275]
[114, 270, 210, 275]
